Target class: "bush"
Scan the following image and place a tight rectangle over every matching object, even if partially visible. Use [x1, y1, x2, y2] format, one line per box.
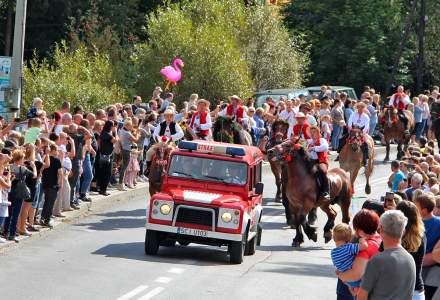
[23, 41, 126, 116]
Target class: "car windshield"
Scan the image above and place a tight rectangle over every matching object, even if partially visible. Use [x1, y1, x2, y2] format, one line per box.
[168, 154, 248, 186]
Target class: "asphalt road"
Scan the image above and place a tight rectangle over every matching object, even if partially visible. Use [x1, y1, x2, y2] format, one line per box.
[0, 150, 394, 300]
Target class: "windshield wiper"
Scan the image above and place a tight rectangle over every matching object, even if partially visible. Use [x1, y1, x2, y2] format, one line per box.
[202, 175, 226, 182]
[171, 171, 193, 178]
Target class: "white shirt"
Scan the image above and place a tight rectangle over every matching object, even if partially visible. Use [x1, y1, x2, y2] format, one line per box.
[388, 93, 410, 107]
[191, 112, 212, 133]
[306, 138, 328, 160]
[279, 110, 296, 126]
[348, 112, 370, 134]
[153, 122, 184, 142]
[218, 106, 249, 123]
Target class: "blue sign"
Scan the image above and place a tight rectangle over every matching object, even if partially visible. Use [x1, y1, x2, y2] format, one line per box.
[0, 56, 12, 88]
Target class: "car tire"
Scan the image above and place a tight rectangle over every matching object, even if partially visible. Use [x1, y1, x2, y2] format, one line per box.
[256, 223, 263, 246]
[178, 241, 190, 246]
[144, 230, 159, 255]
[245, 235, 257, 256]
[161, 240, 176, 247]
[230, 229, 247, 264]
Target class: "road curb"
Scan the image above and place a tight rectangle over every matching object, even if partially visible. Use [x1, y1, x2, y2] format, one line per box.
[0, 183, 149, 253]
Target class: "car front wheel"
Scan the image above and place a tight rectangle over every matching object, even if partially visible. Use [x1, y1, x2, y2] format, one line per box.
[144, 230, 160, 255]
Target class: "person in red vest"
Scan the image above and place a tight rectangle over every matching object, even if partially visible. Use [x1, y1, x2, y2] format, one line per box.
[388, 85, 411, 133]
[307, 125, 330, 201]
[289, 112, 310, 139]
[188, 99, 212, 140]
[218, 95, 247, 125]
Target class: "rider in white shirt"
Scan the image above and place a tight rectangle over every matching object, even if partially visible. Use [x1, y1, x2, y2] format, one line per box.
[347, 101, 371, 167]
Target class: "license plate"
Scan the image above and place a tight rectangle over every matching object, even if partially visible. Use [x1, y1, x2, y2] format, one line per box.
[177, 227, 208, 237]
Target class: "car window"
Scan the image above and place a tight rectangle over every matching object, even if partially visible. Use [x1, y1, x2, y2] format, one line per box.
[168, 154, 248, 186]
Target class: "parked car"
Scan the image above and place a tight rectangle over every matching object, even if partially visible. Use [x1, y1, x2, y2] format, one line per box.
[255, 86, 358, 107]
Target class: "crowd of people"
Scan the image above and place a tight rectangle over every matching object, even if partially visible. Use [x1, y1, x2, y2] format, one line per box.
[1, 82, 440, 299]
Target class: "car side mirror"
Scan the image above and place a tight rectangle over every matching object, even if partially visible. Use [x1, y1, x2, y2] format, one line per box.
[255, 182, 264, 195]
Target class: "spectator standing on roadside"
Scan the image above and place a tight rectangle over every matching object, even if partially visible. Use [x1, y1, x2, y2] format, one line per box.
[0, 154, 11, 243]
[97, 121, 117, 195]
[388, 160, 406, 192]
[396, 201, 426, 300]
[415, 193, 440, 299]
[40, 143, 62, 228]
[118, 118, 139, 191]
[3, 149, 37, 241]
[357, 210, 415, 300]
[331, 99, 344, 150]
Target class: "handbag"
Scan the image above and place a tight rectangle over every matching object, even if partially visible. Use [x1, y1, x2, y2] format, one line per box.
[15, 167, 31, 200]
[99, 154, 112, 165]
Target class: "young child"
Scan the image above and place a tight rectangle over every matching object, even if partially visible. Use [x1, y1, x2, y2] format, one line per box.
[24, 118, 42, 145]
[320, 114, 332, 142]
[331, 223, 368, 292]
[125, 144, 140, 189]
[26, 97, 43, 119]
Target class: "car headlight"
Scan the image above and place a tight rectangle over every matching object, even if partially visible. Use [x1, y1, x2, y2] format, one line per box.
[221, 212, 232, 223]
[160, 204, 171, 215]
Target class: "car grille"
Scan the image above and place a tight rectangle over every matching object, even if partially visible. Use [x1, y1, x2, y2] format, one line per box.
[175, 206, 214, 227]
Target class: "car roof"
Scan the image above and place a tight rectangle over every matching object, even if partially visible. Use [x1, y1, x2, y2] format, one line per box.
[174, 140, 263, 165]
[255, 86, 355, 94]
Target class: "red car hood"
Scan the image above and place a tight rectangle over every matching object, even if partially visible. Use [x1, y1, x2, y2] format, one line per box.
[168, 188, 242, 205]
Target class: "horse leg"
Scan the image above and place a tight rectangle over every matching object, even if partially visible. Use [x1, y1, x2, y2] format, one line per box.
[275, 178, 282, 203]
[307, 207, 317, 226]
[364, 162, 372, 194]
[397, 142, 403, 160]
[290, 203, 304, 247]
[320, 204, 337, 243]
[384, 141, 390, 161]
[339, 182, 352, 224]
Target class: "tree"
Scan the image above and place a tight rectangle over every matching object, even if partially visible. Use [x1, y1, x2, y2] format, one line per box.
[283, 0, 414, 94]
[23, 42, 126, 116]
[135, 0, 307, 105]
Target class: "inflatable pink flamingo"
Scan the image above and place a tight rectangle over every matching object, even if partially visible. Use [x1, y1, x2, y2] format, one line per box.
[160, 58, 184, 91]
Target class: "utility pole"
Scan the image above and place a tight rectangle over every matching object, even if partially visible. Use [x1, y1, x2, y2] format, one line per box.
[416, 0, 426, 93]
[8, 0, 27, 115]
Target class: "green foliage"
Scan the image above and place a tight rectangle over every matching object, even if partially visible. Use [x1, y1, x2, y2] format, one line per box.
[283, 0, 414, 93]
[135, 0, 307, 105]
[424, 0, 440, 87]
[23, 42, 126, 116]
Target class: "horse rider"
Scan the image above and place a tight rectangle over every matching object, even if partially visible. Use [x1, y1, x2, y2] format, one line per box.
[306, 125, 330, 201]
[145, 109, 184, 174]
[289, 112, 310, 140]
[388, 85, 411, 134]
[347, 101, 370, 167]
[218, 95, 248, 126]
[188, 99, 212, 140]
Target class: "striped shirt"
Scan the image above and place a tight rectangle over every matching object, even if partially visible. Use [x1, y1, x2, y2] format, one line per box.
[331, 243, 360, 272]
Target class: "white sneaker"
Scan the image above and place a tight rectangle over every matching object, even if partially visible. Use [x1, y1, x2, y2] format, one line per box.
[0, 237, 7, 243]
[137, 176, 145, 183]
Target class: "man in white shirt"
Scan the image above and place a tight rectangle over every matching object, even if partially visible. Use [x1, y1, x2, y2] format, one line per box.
[347, 102, 371, 167]
[279, 100, 296, 133]
[388, 85, 411, 134]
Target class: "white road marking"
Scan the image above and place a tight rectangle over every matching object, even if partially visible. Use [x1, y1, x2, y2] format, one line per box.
[167, 267, 185, 274]
[137, 287, 165, 300]
[116, 285, 149, 300]
[354, 175, 389, 190]
[154, 277, 172, 284]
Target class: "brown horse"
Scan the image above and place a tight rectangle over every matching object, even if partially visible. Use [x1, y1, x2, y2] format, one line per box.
[265, 120, 289, 202]
[148, 142, 174, 196]
[339, 130, 375, 194]
[381, 106, 415, 161]
[269, 140, 352, 247]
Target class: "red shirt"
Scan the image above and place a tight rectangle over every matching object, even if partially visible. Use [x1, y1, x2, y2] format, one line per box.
[357, 234, 382, 260]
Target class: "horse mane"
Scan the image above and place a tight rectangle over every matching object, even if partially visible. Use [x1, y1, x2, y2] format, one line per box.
[292, 144, 315, 174]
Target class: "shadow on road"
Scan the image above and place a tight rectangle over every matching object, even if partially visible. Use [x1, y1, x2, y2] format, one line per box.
[75, 216, 145, 231]
[92, 242, 232, 266]
[95, 209, 146, 218]
[262, 261, 335, 278]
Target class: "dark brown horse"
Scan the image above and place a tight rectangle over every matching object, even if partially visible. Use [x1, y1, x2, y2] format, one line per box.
[265, 120, 289, 202]
[380, 106, 414, 161]
[339, 130, 375, 194]
[269, 140, 352, 247]
[148, 142, 174, 196]
[213, 116, 252, 145]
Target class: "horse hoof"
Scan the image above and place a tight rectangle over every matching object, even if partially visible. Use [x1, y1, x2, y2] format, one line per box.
[286, 218, 292, 226]
[324, 232, 332, 244]
[304, 227, 317, 242]
[383, 157, 389, 162]
[365, 185, 371, 194]
[275, 197, 282, 203]
[291, 241, 301, 247]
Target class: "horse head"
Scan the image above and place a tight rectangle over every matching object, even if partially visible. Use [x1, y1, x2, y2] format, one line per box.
[268, 138, 307, 163]
[385, 106, 398, 128]
[271, 120, 289, 145]
[213, 116, 234, 143]
[348, 128, 362, 152]
[153, 141, 174, 173]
